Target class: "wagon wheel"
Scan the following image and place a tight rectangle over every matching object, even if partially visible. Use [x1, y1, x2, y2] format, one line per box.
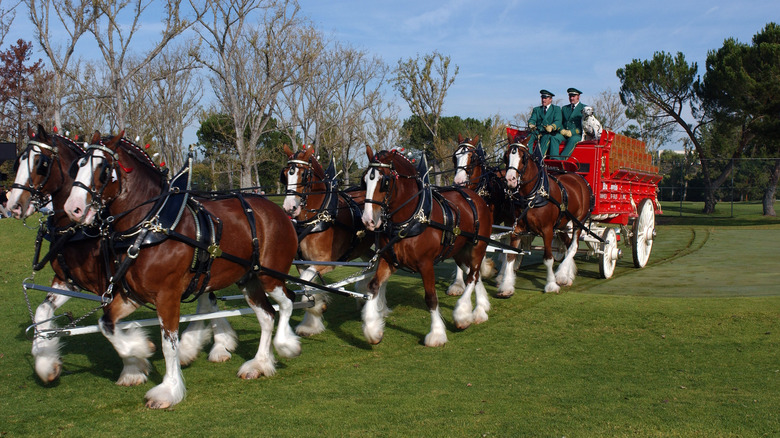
[551, 235, 566, 262]
[599, 227, 619, 279]
[631, 198, 655, 268]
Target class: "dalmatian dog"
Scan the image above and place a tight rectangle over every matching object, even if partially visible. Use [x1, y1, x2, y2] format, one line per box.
[582, 106, 602, 141]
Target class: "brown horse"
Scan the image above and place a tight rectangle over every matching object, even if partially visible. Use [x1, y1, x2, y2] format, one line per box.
[63, 132, 299, 409]
[280, 145, 374, 335]
[452, 134, 533, 298]
[6, 126, 239, 386]
[360, 147, 493, 346]
[503, 139, 593, 293]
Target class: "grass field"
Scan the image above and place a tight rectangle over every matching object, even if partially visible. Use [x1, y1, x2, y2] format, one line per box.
[0, 206, 778, 437]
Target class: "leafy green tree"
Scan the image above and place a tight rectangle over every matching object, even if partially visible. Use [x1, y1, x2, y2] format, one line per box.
[618, 50, 760, 213]
[697, 22, 780, 215]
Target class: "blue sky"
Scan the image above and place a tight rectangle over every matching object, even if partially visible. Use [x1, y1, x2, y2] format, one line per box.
[6, 0, 779, 146]
[300, 0, 778, 121]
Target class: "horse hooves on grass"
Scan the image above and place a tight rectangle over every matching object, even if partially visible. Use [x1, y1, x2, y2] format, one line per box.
[145, 399, 173, 410]
[495, 290, 514, 299]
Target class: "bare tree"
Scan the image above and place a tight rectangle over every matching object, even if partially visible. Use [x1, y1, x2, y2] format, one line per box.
[194, 0, 307, 188]
[0, 1, 20, 47]
[393, 51, 458, 184]
[142, 41, 202, 170]
[26, 0, 98, 131]
[65, 60, 111, 134]
[87, 0, 190, 131]
[589, 88, 629, 133]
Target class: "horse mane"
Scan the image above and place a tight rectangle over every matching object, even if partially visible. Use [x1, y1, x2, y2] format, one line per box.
[54, 134, 85, 156]
[108, 136, 165, 178]
[375, 149, 417, 178]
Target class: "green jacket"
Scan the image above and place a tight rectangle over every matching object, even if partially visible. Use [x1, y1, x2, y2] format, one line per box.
[528, 104, 562, 133]
[561, 102, 585, 136]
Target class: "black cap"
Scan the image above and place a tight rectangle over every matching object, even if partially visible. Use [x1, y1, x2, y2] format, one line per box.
[567, 87, 582, 95]
[540, 89, 554, 97]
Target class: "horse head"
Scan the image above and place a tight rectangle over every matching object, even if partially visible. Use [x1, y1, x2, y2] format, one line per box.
[504, 141, 538, 190]
[452, 134, 483, 188]
[6, 124, 84, 219]
[281, 145, 324, 217]
[64, 131, 126, 225]
[361, 146, 419, 231]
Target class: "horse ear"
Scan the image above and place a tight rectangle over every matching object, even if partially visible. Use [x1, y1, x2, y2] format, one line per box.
[458, 133, 464, 143]
[106, 131, 123, 150]
[34, 124, 46, 140]
[303, 146, 315, 161]
[283, 144, 293, 157]
[365, 145, 374, 161]
[91, 131, 101, 144]
[473, 135, 480, 144]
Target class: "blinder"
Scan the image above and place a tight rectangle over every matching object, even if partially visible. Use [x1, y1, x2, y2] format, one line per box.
[13, 147, 53, 176]
[68, 154, 112, 184]
[361, 167, 391, 193]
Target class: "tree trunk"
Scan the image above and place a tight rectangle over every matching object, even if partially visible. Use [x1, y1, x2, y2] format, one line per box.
[763, 158, 780, 216]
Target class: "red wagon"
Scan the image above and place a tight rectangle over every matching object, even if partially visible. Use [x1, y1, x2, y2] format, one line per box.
[506, 127, 662, 278]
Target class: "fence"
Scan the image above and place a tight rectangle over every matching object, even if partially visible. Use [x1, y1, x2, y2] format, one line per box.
[655, 156, 779, 218]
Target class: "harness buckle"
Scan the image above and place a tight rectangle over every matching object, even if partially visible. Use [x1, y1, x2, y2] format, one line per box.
[208, 244, 223, 258]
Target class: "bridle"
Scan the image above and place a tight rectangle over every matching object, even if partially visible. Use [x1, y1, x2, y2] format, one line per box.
[69, 142, 121, 213]
[12, 140, 62, 207]
[362, 160, 396, 213]
[505, 142, 534, 187]
[452, 142, 485, 186]
[280, 157, 315, 207]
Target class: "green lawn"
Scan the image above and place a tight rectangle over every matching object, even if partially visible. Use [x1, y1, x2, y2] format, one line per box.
[0, 210, 778, 437]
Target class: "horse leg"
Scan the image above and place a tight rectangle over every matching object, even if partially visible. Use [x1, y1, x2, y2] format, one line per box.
[541, 231, 560, 294]
[31, 280, 71, 383]
[179, 293, 237, 365]
[99, 294, 153, 387]
[295, 266, 330, 337]
[473, 276, 491, 325]
[446, 265, 466, 296]
[237, 276, 279, 379]
[144, 296, 186, 409]
[496, 233, 524, 298]
[480, 256, 497, 280]
[362, 260, 393, 345]
[264, 278, 301, 359]
[452, 264, 476, 330]
[421, 261, 447, 347]
[555, 229, 582, 287]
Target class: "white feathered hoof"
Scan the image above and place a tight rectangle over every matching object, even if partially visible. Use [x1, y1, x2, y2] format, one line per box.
[116, 357, 150, 386]
[146, 380, 187, 409]
[35, 359, 62, 384]
[472, 307, 489, 325]
[423, 331, 448, 347]
[496, 288, 514, 298]
[544, 282, 561, 294]
[481, 258, 497, 279]
[453, 303, 474, 330]
[295, 311, 327, 337]
[446, 282, 465, 296]
[207, 345, 233, 363]
[274, 337, 301, 359]
[237, 358, 276, 379]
